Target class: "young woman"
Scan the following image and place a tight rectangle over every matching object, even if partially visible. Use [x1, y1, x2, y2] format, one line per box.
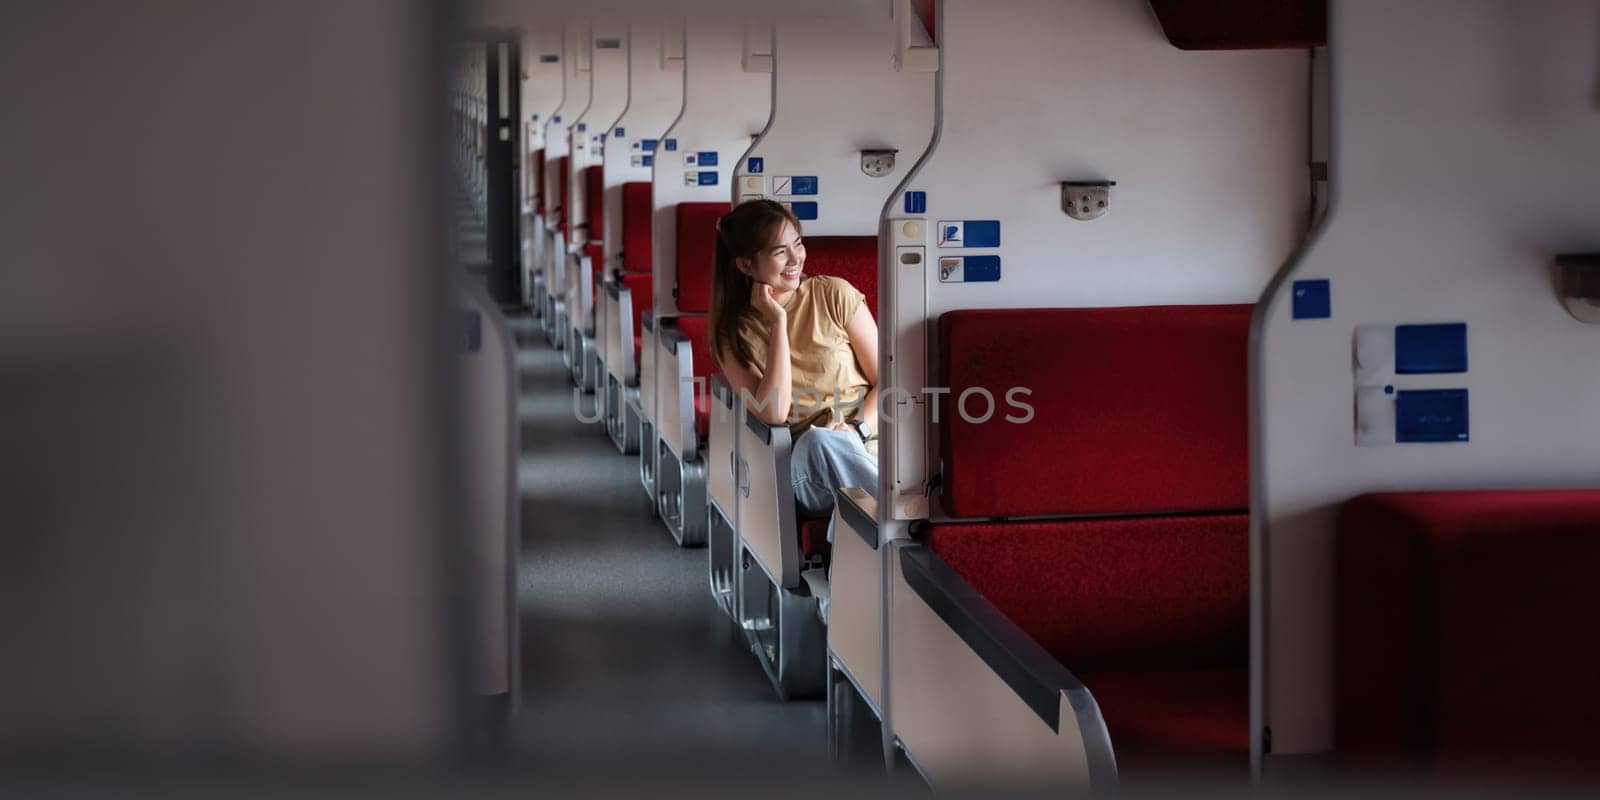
[709, 199, 879, 534]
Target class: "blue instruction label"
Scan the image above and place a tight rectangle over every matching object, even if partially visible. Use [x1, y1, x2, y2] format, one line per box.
[1396, 389, 1469, 442]
[937, 220, 1001, 248]
[614, 127, 625, 138]
[904, 191, 927, 214]
[747, 157, 764, 173]
[696, 151, 718, 167]
[664, 139, 677, 151]
[1395, 323, 1467, 374]
[790, 176, 818, 195]
[789, 201, 818, 220]
[641, 154, 653, 167]
[697, 171, 718, 186]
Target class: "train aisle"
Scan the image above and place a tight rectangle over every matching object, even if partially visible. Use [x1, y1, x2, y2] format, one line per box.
[505, 313, 833, 783]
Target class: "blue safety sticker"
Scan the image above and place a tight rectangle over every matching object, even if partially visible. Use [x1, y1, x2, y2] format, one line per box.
[698, 171, 718, 186]
[696, 151, 718, 167]
[790, 176, 818, 195]
[937, 255, 1001, 283]
[664, 138, 677, 151]
[904, 191, 927, 214]
[635, 138, 657, 152]
[747, 157, 764, 173]
[1292, 279, 1331, 320]
[641, 154, 653, 167]
[789, 201, 818, 220]
[614, 127, 625, 138]
[936, 220, 1001, 248]
[1396, 388, 1469, 442]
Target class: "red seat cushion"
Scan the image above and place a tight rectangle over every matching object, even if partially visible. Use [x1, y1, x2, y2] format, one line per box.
[801, 236, 878, 318]
[928, 516, 1248, 672]
[584, 164, 604, 243]
[674, 202, 730, 314]
[1337, 489, 1600, 773]
[799, 518, 832, 559]
[938, 305, 1251, 519]
[1147, 0, 1326, 50]
[1079, 669, 1248, 772]
[622, 181, 653, 271]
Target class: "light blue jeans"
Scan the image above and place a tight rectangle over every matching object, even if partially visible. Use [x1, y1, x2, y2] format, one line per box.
[791, 427, 879, 543]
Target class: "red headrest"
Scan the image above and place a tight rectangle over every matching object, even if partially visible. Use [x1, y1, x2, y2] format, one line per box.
[673, 315, 717, 379]
[938, 305, 1251, 519]
[1147, 0, 1326, 50]
[800, 236, 878, 319]
[622, 272, 652, 333]
[673, 202, 730, 314]
[557, 156, 570, 222]
[584, 165, 604, 244]
[621, 182, 653, 272]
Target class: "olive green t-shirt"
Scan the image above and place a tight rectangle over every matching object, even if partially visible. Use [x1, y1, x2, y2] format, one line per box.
[734, 276, 874, 450]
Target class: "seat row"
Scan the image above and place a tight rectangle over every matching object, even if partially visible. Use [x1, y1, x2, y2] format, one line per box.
[508, 0, 1600, 789]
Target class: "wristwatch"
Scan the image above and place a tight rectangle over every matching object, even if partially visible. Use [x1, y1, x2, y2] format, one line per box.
[845, 417, 873, 444]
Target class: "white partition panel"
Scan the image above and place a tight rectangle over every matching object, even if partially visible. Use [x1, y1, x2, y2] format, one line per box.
[1255, 0, 1600, 757]
[569, 20, 628, 240]
[881, 0, 1308, 521]
[736, 4, 935, 236]
[651, 16, 772, 315]
[608, 18, 685, 271]
[521, 28, 564, 206]
[543, 20, 591, 232]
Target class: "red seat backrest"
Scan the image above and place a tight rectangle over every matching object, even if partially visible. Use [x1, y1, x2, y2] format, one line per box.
[557, 156, 570, 230]
[621, 182, 652, 272]
[533, 148, 545, 214]
[938, 305, 1251, 519]
[585, 242, 604, 295]
[673, 202, 730, 314]
[622, 272, 652, 334]
[673, 315, 717, 379]
[584, 165, 604, 244]
[1337, 489, 1600, 771]
[800, 236, 878, 319]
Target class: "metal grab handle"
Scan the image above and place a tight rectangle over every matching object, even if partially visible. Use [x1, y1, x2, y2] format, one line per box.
[737, 457, 750, 498]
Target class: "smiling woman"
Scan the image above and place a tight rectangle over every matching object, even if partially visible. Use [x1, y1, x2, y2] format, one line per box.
[709, 199, 881, 533]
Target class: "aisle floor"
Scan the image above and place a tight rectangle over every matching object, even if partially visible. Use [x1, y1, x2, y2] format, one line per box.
[506, 313, 840, 784]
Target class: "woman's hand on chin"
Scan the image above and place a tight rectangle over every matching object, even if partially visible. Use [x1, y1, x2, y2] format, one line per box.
[751, 281, 786, 325]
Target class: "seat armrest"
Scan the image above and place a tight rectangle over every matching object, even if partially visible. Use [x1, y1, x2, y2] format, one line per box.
[897, 543, 1117, 786]
[738, 410, 801, 589]
[837, 487, 878, 551]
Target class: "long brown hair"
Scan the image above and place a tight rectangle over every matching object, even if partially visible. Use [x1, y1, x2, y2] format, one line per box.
[709, 199, 802, 370]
